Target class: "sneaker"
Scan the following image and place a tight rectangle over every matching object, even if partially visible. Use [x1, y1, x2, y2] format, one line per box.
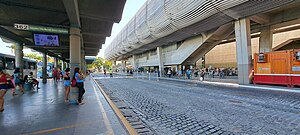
[79, 102, 85, 105]
[37, 87, 40, 89]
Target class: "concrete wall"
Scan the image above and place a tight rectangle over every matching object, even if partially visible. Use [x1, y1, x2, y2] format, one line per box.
[204, 29, 300, 68]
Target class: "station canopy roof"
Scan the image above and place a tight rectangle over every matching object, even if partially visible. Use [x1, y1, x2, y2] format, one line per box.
[0, 0, 126, 62]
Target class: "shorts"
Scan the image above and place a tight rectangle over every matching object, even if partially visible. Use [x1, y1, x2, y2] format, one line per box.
[15, 79, 22, 85]
[64, 80, 71, 87]
[0, 84, 8, 90]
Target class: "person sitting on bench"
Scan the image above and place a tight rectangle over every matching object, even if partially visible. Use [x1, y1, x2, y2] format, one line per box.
[27, 72, 40, 90]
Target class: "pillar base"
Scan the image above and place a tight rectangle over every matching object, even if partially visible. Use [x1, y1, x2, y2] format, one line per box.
[237, 64, 251, 85]
[69, 87, 79, 104]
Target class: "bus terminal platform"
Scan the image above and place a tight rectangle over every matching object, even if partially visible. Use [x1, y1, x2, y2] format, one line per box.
[0, 77, 127, 135]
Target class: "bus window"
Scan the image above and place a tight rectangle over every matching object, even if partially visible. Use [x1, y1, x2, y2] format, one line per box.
[24, 61, 29, 69]
[29, 62, 36, 70]
[0, 57, 4, 69]
[5, 58, 15, 70]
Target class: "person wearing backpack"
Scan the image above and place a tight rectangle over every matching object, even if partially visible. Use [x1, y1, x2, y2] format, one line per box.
[73, 67, 85, 105]
[63, 68, 71, 103]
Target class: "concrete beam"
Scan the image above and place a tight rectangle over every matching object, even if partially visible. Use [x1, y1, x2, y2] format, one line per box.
[63, 0, 81, 27]
[250, 14, 270, 24]
[259, 26, 273, 53]
[82, 32, 107, 37]
[80, 14, 115, 23]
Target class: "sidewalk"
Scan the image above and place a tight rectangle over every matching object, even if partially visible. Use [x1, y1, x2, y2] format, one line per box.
[157, 77, 300, 94]
[0, 78, 128, 135]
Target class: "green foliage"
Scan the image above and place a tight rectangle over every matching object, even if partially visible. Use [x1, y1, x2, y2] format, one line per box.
[24, 54, 42, 61]
[24, 54, 55, 63]
[86, 57, 112, 70]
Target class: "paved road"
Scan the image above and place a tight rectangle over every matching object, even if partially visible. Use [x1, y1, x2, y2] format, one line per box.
[94, 74, 300, 135]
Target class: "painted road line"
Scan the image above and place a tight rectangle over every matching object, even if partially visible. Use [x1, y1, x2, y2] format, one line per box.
[91, 81, 115, 135]
[22, 121, 97, 135]
[239, 85, 300, 94]
[153, 77, 300, 94]
[92, 78, 138, 135]
[202, 81, 300, 93]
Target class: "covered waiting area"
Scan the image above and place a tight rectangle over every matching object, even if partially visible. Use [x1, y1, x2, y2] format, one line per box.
[0, 0, 126, 104]
[0, 0, 126, 83]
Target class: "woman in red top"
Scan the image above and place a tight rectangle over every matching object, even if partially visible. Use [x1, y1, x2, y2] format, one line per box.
[52, 68, 57, 82]
[0, 68, 9, 112]
[57, 68, 61, 81]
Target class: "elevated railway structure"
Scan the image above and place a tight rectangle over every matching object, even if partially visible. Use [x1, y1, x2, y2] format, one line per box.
[105, 0, 300, 84]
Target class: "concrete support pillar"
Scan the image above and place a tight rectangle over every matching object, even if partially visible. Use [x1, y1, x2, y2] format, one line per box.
[81, 50, 86, 75]
[235, 18, 252, 84]
[132, 55, 137, 69]
[69, 27, 81, 104]
[42, 53, 47, 83]
[125, 61, 127, 72]
[112, 60, 116, 71]
[61, 60, 64, 71]
[15, 43, 23, 77]
[259, 26, 273, 53]
[121, 60, 126, 72]
[54, 58, 58, 68]
[157, 47, 164, 77]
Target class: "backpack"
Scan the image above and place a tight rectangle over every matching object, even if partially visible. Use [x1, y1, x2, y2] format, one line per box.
[71, 79, 77, 87]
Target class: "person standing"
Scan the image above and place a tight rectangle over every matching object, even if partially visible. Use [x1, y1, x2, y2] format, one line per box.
[187, 69, 191, 79]
[109, 68, 113, 78]
[56, 68, 61, 81]
[13, 67, 24, 95]
[104, 69, 107, 77]
[0, 68, 9, 112]
[63, 68, 71, 102]
[167, 68, 172, 78]
[73, 67, 85, 105]
[200, 70, 205, 81]
[52, 68, 57, 82]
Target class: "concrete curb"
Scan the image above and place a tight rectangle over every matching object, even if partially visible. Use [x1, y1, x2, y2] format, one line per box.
[158, 77, 300, 94]
[92, 77, 138, 135]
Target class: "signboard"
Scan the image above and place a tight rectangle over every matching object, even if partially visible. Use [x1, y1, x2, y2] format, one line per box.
[14, 24, 29, 30]
[14, 23, 68, 34]
[33, 34, 59, 46]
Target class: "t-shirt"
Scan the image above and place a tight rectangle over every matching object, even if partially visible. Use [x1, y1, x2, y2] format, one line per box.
[53, 70, 57, 77]
[187, 70, 191, 75]
[64, 72, 70, 80]
[75, 73, 84, 83]
[0, 74, 7, 83]
[28, 75, 34, 83]
[14, 73, 20, 81]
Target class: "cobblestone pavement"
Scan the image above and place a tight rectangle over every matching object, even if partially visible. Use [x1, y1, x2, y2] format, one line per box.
[93, 74, 300, 135]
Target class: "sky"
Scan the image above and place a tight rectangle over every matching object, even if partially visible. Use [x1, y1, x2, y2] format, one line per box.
[98, 0, 147, 58]
[0, 0, 147, 57]
[0, 39, 14, 55]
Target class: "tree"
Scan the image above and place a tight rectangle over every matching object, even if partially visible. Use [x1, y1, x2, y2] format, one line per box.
[103, 61, 112, 69]
[24, 54, 42, 61]
[86, 57, 112, 70]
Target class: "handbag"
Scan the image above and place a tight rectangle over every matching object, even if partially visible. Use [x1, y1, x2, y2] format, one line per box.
[71, 79, 77, 87]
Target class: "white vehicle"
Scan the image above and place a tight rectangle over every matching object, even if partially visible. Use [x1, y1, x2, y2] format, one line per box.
[0, 53, 37, 77]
